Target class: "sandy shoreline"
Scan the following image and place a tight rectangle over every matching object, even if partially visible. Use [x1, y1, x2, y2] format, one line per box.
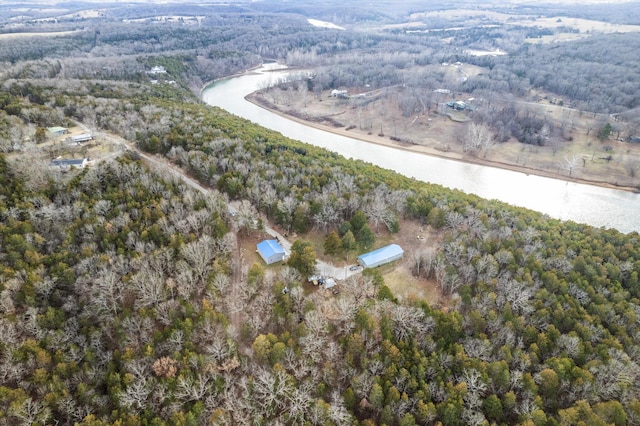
[245, 93, 640, 194]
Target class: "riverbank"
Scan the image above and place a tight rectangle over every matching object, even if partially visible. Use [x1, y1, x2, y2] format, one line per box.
[198, 62, 288, 98]
[246, 92, 640, 194]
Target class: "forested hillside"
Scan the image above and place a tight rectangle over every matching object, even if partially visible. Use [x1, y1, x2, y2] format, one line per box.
[2, 77, 640, 424]
[464, 33, 640, 113]
[2, 2, 640, 425]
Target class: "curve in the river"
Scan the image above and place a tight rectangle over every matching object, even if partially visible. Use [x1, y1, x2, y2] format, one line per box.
[202, 64, 640, 234]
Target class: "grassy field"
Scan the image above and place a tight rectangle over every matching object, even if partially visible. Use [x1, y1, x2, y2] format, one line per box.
[254, 77, 640, 192]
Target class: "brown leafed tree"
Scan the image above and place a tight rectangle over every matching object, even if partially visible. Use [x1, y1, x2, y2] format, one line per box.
[152, 357, 178, 378]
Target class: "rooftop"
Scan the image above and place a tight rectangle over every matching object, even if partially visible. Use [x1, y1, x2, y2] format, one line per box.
[257, 239, 285, 256]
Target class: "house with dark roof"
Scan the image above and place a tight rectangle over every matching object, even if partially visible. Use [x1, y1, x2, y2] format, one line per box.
[50, 158, 90, 170]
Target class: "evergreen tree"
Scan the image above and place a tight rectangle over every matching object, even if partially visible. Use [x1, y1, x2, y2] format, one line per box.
[341, 230, 357, 260]
[292, 206, 309, 233]
[324, 231, 342, 255]
[338, 220, 352, 237]
[350, 210, 368, 233]
[598, 122, 612, 141]
[427, 207, 445, 229]
[357, 225, 375, 250]
[287, 240, 317, 277]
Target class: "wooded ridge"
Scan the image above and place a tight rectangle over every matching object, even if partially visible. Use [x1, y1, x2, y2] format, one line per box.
[1, 2, 640, 424]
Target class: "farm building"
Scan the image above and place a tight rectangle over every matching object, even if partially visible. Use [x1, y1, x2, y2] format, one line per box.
[256, 240, 286, 265]
[48, 127, 68, 136]
[357, 244, 404, 269]
[71, 134, 94, 144]
[331, 89, 349, 99]
[50, 158, 91, 170]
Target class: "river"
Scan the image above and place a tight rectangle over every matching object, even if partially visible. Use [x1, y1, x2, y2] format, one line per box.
[202, 64, 640, 234]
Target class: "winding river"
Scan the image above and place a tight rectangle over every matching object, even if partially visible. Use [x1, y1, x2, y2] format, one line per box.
[202, 64, 640, 234]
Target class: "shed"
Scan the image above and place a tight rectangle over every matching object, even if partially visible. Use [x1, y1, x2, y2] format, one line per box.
[48, 126, 68, 136]
[331, 89, 349, 99]
[71, 134, 94, 143]
[50, 158, 90, 170]
[357, 244, 404, 269]
[256, 240, 286, 265]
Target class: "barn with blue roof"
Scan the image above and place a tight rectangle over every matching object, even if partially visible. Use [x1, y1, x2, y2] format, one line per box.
[256, 239, 286, 265]
[357, 244, 404, 269]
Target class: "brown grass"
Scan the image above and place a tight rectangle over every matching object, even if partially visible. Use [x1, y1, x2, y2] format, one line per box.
[251, 82, 640, 192]
[380, 220, 446, 306]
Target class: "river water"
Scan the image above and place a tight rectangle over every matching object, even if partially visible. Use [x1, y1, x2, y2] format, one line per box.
[202, 64, 640, 234]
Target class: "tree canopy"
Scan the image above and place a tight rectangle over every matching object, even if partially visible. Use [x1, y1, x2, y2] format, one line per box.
[2, 3, 640, 424]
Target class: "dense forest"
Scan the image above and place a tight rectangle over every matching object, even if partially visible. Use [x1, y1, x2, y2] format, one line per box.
[2, 1, 640, 425]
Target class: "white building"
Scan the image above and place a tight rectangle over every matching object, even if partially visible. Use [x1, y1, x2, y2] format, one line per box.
[357, 244, 404, 268]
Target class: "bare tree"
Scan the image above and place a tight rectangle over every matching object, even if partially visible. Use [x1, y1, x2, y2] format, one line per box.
[91, 268, 125, 315]
[558, 155, 580, 177]
[175, 373, 215, 402]
[341, 274, 377, 307]
[274, 196, 297, 233]
[445, 211, 465, 231]
[411, 247, 436, 279]
[118, 377, 151, 413]
[180, 235, 215, 287]
[9, 398, 51, 426]
[313, 203, 339, 232]
[131, 258, 166, 309]
[624, 158, 640, 177]
[233, 200, 259, 235]
[388, 303, 433, 341]
[462, 122, 495, 157]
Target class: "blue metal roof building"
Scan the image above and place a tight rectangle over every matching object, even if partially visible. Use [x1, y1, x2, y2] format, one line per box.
[357, 244, 404, 268]
[256, 240, 286, 265]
